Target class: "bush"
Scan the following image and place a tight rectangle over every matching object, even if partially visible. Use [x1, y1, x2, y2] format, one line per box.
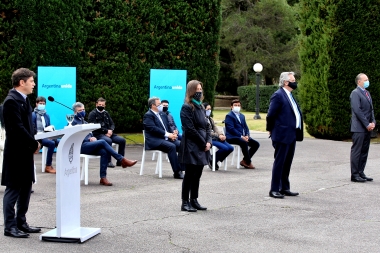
[0, 0, 222, 132]
[299, 0, 380, 140]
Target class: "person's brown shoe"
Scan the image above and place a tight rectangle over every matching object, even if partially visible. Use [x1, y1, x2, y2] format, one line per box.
[45, 166, 56, 174]
[100, 178, 113, 186]
[120, 158, 137, 168]
[239, 160, 250, 168]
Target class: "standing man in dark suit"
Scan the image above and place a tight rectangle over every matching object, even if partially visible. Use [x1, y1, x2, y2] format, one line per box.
[2, 68, 42, 238]
[266, 72, 303, 199]
[143, 97, 183, 179]
[350, 73, 375, 182]
[225, 99, 260, 169]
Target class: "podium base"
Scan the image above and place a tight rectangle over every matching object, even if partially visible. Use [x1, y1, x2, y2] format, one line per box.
[40, 227, 101, 243]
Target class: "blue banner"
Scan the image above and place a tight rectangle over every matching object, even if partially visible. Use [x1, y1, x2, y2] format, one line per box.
[37, 67, 76, 130]
[149, 69, 187, 133]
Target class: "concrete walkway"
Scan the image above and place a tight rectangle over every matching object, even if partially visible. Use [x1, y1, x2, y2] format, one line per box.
[0, 132, 379, 252]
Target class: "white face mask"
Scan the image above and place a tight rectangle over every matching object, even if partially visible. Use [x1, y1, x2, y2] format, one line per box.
[205, 110, 211, 117]
[157, 104, 163, 112]
[233, 106, 241, 113]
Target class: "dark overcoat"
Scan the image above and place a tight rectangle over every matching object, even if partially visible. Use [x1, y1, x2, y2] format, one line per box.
[178, 102, 212, 165]
[1, 89, 37, 187]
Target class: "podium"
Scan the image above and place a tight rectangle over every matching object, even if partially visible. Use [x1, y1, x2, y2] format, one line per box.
[35, 124, 101, 243]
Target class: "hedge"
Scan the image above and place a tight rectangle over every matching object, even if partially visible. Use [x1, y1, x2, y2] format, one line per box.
[298, 0, 380, 140]
[237, 85, 300, 113]
[0, 0, 222, 132]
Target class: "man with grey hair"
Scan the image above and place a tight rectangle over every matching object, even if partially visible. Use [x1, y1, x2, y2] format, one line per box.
[349, 73, 375, 182]
[143, 97, 183, 179]
[71, 102, 137, 186]
[266, 72, 303, 198]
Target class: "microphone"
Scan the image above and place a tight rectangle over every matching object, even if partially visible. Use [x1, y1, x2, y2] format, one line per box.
[48, 96, 73, 111]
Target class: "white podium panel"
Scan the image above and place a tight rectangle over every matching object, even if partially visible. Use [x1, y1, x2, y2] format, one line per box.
[35, 124, 101, 243]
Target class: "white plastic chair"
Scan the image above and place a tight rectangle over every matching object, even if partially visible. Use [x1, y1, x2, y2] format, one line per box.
[211, 145, 228, 171]
[230, 144, 242, 169]
[140, 130, 165, 178]
[80, 143, 119, 185]
[0, 127, 5, 171]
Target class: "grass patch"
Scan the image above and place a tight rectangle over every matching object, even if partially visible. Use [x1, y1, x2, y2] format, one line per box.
[119, 133, 144, 145]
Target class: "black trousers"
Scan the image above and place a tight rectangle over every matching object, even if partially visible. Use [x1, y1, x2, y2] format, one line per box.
[182, 164, 204, 200]
[350, 132, 371, 177]
[270, 141, 296, 192]
[97, 134, 126, 162]
[227, 137, 260, 164]
[157, 139, 182, 173]
[3, 183, 32, 230]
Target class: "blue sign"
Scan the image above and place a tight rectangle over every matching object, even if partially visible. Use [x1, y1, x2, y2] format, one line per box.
[150, 69, 187, 133]
[37, 67, 76, 130]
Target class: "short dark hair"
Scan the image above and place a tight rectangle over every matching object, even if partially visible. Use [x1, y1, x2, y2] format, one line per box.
[11, 68, 35, 87]
[97, 97, 106, 103]
[202, 102, 210, 108]
[161, 100, 169, 104]
[231, 99, 240, 106]
[36, 96, 46, 103]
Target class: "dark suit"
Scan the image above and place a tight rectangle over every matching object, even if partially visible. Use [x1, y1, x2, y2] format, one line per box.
[225, 110, 260, 164]
[266, 88, 303, 192]
[350, 87, 375, 178]
[2, 89, 39, 230]
[143, 109, 181, 173]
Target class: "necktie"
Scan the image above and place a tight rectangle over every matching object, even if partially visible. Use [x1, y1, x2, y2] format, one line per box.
[365, 90, 371, 100]
[156, 113, 168, 140]
[290, 93, 301, 129]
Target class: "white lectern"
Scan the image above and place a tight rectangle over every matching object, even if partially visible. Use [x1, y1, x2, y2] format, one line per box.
[35, 124, 101, 243]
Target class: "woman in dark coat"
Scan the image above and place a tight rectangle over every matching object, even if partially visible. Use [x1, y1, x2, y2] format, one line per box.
[178, 80, 212, 212]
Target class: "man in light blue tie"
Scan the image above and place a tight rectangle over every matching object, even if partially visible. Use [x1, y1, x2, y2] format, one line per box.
[266, 72, 304, 199]
[143, 97, 183, 179]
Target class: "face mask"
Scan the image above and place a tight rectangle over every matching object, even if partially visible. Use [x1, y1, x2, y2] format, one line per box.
[97, 106, 105, 111]
[364, 81, 370, 88]
[205, 109, 211, 117]
[37, 104, 45, 110]
[77, 110, 86, 118]
[288, 81, 298, 90]
[233, 106, 241, 113]
[193, 92, 202, 101]
[163, 107, 169, 112]
[157, 104, 163, 112]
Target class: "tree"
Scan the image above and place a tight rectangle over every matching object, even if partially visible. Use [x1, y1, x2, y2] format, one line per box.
[218, 0, 299, 92]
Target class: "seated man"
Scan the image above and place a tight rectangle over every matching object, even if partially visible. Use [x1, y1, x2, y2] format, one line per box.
[143, 97, 183, 179]
[203, 102, 234, 170]
[72, 102, 137, 186]
[161, 99, 182, 140]
[88, 97, 126, 168]
[225, 99, 260, 169]
[32, 96, 59, 174]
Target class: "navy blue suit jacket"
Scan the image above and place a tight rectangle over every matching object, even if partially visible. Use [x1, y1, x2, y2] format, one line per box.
[266, 88, 303, 144]
[225, 110, 250, 139]
[143, 110, 172, 150]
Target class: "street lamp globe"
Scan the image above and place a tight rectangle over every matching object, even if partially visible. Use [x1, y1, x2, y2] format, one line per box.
[253, 63, 263, 73]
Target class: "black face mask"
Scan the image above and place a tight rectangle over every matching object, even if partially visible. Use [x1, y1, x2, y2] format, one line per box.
[163, 107, 169, 112]
[97, 106, 105, 111]
[193, 92, 202, 101]
[288, 81, 297, 90]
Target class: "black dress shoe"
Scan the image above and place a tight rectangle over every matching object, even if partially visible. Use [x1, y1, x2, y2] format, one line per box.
[269, 191, 284, 198]
[17, 223, 41, 233]
[4, 228, 29, 238]
[173, 171, 184, 179]
[360, 174, 373, 181]
[190, 199, 207, 210]
[181, 200, 197, 212]
[351, 176, 366, 182]
[280, 190, 299, 196]
[107, 162, 115, 168]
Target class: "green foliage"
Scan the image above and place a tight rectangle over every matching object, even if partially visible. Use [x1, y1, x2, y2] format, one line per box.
[0, 0, 222, 132]
[299, 0, 380, 139]
[218, 0, 299, 90]
[238, 85, 285, 113]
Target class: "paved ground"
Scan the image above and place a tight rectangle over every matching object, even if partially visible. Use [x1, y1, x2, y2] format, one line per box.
[0, 132, 379, 252]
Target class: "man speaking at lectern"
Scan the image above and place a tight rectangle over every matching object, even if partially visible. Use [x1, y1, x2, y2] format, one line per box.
[2, 68, 42, 238]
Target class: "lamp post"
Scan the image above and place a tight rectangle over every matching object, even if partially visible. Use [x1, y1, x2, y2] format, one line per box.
[253, 63, 263, 120]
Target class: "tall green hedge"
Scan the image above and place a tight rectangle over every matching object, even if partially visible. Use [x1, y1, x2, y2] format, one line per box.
[299, 0, 380, 140]
[237, 85, 299, 113]
[0, 0, 222, 132]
